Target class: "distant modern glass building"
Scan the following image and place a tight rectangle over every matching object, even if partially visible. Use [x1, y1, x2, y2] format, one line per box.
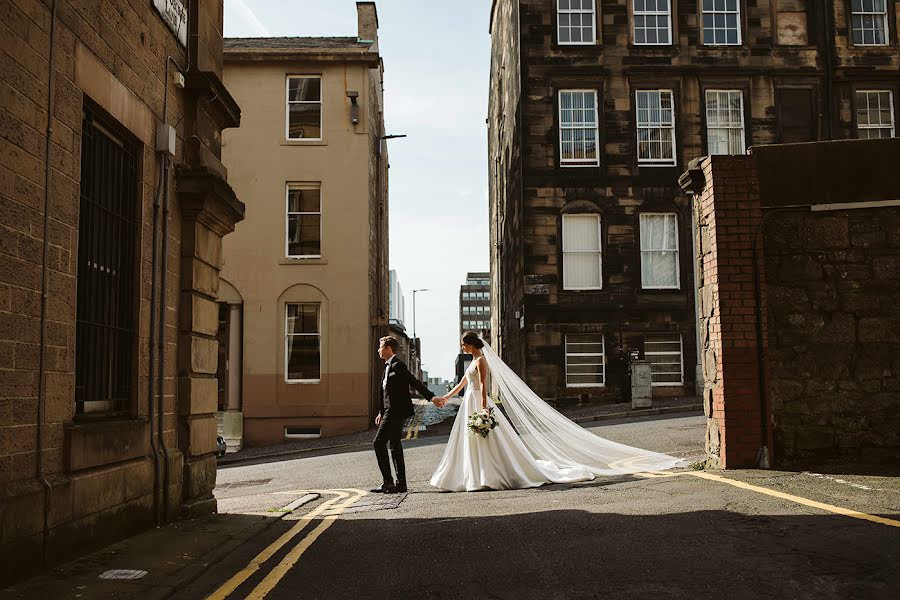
[459, 271, 491, 338]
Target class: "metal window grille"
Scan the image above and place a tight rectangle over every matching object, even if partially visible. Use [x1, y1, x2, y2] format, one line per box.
[645, 334, 683, 386]
[559, 90, 600, 166]
[636, 90, 676, 164]
[75, 105, 139, 414]
[634, 0, 672, 45]
[557, 0, 596, 44]
[702, 0, 741, 45]
[565, 334, 605, 387]
[851, 0, 889, 46]
[706, 90, 746, 155]
[856, 90, 895, 139]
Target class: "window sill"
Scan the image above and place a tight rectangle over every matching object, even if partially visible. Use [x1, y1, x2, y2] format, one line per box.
[279, 258, 328, 265]
[565, 384, 607, 389]
[286, 379, 322, 385]
[65, 417, 149, 472]
[282, 139, 327, 146]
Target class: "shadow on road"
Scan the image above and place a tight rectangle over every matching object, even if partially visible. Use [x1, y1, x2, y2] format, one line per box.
[171, 507, 900, 600]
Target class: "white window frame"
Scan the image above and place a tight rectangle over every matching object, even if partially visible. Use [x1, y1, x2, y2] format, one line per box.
[559, 90, 600, 167]
[633, 0, 673, 46]
[855, 90, 895, 139]
[565, 334, 606, 388]
[562, 214, 603, 291]
[284, 303, 321, 383]
[636, 90, 677, 166]
[640, 212, 680, 290]
[557, 0, 597, 45]
[850, 0, 890, 46]
[705, 89, 746, 155]
[285, 75, 323, 141]
[645, 334, 684, 386]
[285, 183, 322, 259]
[701, 0, 742, 46]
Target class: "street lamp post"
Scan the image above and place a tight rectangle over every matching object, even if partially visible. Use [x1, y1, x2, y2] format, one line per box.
[411, 288, 430, 340]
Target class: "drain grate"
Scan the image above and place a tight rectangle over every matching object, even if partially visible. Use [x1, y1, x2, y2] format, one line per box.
[320, 493, 407, 516]
[98, 569, 148, 580]
[218, 478, 272, 491]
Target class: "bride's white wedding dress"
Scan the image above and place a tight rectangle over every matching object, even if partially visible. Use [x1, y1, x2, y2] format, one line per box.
[429, 339, 683, 492]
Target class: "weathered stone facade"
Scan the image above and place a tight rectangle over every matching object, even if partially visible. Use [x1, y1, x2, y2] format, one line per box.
[489, 0, 900, 405]
[0, 0, 243, 582]
[685, 138, 900, 468]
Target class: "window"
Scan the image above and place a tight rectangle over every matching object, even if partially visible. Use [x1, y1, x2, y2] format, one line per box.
[856, 90, 895, 139]
[286, 184, 321, 258]
[851, 0, 889, 46]
[645, 334, 683, 385]
[702, 0, 741, 45]
[706, 90, 745, 155]
[559, 90, 600, 167]
[286, 76, 322, 140]
[634, 0, 672, 45]
[636, 90, 676, 165]
[285, 304, 320, 381]
[75, 105, 139, 414]
[563, 214, 603, 290]
[565, 334, 605, 387]
[640, 213, 679, 289]
[557, 0, 596, 44]
[776, 88, 817, 143]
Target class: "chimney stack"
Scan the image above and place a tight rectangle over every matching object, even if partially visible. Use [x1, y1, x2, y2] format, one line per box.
[356, 2, 379, 47]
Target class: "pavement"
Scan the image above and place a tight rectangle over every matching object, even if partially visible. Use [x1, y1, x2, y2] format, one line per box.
[2, 413, 899, 599]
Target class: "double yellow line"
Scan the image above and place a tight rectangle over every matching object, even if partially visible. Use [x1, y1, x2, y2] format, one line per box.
[206, 489, 366, 600]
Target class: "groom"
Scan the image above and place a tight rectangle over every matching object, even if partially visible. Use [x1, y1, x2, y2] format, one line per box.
[372, 336, 443, 494]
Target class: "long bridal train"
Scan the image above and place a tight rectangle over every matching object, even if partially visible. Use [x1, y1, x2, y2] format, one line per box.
[429, 338, 683, 492]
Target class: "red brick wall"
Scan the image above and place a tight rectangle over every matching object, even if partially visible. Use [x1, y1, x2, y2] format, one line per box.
[696, 155, 771, 469]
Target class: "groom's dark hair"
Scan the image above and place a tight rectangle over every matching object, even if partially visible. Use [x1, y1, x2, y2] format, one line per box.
[379, 336, 399, 351]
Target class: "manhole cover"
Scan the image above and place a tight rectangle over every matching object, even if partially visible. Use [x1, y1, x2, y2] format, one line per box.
[98, 569, 148, 580]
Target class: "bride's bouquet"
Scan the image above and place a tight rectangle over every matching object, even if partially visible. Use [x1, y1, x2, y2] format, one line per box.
[467, 407, 499, 438]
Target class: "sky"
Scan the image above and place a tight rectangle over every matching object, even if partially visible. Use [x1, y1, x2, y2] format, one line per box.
[223, 1, 492, 381]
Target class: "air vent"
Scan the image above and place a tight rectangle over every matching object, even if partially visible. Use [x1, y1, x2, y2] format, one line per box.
[284, 426, 321, 440]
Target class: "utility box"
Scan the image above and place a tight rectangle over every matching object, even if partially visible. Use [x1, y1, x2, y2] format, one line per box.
[630, 360, 652, 409]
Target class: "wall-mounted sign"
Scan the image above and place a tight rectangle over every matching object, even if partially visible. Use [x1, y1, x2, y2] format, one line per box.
[153, 0, 188, 47]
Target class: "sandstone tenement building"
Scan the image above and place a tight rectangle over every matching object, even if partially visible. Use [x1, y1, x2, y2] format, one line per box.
[0, 0, 244, 580]
[488, 0, 900, 404]
[219, 2, 390, 446]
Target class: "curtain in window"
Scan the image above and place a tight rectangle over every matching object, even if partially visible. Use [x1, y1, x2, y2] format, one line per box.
[563, 214, 602, 289]
[640, 214, 678, 288]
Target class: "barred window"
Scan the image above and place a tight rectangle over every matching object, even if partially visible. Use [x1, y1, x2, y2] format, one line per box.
[562, 214, 602, 290]
[286, 303, 321, 381]
[706, 90, 746, 155]
[702, 0, 741, 45]
[286, 184, 322, 258]
[636, 90, 676, 165]
[75, 105, 139, 414]
[634, 0, 672, 45]
[855, 90, 895, 139]
[565, 334, 605, 387]
[645, 334, 683, 385]
[558, 0, 596, 44]
[640, 213, 679, 289]
[559, 90, 600, 167]
[286, 76, 322, 140]
[851, 0, 889, 46]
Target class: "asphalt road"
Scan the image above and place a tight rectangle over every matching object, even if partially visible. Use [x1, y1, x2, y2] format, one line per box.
[174, 414, 899, 600]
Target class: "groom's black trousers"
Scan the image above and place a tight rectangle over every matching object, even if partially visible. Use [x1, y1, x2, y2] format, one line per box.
[373, 411, 407, 485]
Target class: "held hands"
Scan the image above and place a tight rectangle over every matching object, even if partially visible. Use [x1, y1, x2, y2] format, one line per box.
[431, 396, 447, 408]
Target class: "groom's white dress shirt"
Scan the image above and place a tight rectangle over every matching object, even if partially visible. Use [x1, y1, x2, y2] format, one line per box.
[382, 355, 396, 390]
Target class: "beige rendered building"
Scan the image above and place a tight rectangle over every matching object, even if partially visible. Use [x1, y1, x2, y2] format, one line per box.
[220, 3, 389, 448]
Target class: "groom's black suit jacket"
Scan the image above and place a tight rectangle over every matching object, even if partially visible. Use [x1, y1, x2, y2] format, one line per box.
[379, 357, 434, 419]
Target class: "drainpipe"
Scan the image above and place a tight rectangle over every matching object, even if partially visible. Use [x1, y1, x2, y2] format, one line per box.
[36, 0, 59, 566]
[149, 152, 163, 526]
[821, 1, 835, 139]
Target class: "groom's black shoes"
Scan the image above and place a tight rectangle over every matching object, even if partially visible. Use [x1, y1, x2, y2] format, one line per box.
[370, 482, 397, 494]
[394, 482, 408, 494]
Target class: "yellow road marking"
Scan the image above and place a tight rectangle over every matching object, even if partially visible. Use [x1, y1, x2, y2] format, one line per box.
[205, 490, 351, 600]
[635, 470, 900, 528]
[245, 489, 366, 599]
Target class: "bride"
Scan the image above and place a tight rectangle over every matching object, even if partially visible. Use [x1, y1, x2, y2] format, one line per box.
[429, 331, 682, 492]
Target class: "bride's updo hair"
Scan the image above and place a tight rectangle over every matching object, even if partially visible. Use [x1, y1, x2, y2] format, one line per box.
[461, 331, 484, 349]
